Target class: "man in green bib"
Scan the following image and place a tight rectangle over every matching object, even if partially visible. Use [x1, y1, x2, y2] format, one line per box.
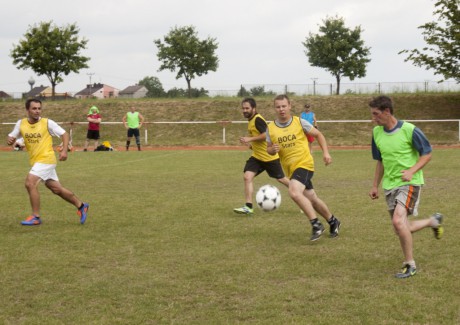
[123, 106, 145, 151]
[368, 95, 444, 279]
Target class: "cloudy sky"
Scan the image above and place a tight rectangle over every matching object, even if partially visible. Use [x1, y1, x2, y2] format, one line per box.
[0, 0, 445, 94]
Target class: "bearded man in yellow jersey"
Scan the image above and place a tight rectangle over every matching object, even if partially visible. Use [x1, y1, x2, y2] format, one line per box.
[234, 98, 290, 215]
[7, 99, 89, 226]
[266, 95, 340, 241]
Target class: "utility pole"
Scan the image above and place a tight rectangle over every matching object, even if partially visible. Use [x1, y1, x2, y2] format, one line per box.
[87, 73, 95, 98]
[311, 78, 318, 96]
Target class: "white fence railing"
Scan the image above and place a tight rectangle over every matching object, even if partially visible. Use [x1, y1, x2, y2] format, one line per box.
[3, 119, 459, 144]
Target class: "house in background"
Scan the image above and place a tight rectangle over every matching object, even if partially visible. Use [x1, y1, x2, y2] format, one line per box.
[75, 83, 119, 99]
[0, 91, 12, 100]
[119, 85, 148, 98]
[25, 85, 51, 98]
[24, 86, 72, 100]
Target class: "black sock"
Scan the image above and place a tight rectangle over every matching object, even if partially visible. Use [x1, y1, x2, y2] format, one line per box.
[79, 203, 84, 209]
[310, 218, 320, 226]
[246, 203, 253, 209]
[327, 215, 336, 224]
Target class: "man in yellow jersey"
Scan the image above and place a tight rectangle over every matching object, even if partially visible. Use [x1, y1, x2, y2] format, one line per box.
[234, 98, 289, 215]
[123, 106, 145, 151]
[266, 94, 340, 241]
[7, 99, 89, 226]
[368, 95, 443, 279]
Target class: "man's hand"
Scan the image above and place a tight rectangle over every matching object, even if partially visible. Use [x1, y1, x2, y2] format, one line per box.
[401, 169, 414, 182]
[323, 153, 332, 166]
[7, 136, 16, 145]
[369, 187, 379, 200]
[59, 150, 68, 161]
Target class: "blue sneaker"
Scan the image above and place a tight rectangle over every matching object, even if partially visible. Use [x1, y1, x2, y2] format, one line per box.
[21, 215, 41, 226]
[77, 203, 89, 224]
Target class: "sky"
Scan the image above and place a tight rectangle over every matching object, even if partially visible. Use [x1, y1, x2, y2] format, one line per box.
[0, 0, 447, 94]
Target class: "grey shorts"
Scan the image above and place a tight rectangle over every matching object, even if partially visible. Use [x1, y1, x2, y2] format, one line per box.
[384, 185, 421, 216]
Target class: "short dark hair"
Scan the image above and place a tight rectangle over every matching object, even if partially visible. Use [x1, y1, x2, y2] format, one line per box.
[25, 98, 42, 109]
[242, 97, 256, 109]
[369, 95, 393, 114]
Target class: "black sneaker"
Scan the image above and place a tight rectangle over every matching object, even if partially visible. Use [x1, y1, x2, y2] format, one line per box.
[310, 223, 325, 241]
[329, 218, 341, 238]
[395, 264, 417, 279]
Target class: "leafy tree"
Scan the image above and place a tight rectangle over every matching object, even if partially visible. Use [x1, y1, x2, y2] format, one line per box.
[139, 76, 165, 98]
[237, 85, 250, 97]
[166, 87, 208, 98]
[303, 16, 371, 95]
[154, 25, 219, 98]
[249, 86, 266, 97]
[399, 0, 459, 82]
[11, 21, 89, 99]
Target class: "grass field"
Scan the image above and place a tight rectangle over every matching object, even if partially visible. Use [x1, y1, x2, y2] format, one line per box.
[0, 148, 459, 324]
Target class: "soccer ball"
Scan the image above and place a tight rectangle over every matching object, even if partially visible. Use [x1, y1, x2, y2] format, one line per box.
[256, 184, 281, 211]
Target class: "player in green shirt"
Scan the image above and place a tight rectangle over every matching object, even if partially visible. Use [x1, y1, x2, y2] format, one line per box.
[123, 106, 145, 151]
[368, 95, 444, 279]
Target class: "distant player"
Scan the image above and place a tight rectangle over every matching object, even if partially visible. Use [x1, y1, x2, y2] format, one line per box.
[83, 106, 101, 151]
[123, 106, 145, 151]
[300, 104, 317, 152]
[233, 97, 289, 215]
[6, 99, 89, 226]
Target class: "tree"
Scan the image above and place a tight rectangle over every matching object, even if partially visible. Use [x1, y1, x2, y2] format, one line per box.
[303, 16, 371, 95]
[139, 76, 165, 98]
[11, 21, 89, 99]
[237, 85, 250, 97]
[399, 0, 460, 83]
[154, 25, 219, 98]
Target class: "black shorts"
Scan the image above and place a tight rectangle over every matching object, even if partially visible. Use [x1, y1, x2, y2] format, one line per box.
[291, 168, 314, 190]
[243, 156, 285, 179]
[127, 128, 140, 138]
[86, 130, 100, 140]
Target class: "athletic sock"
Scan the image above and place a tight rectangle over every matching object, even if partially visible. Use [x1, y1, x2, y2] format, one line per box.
[404, 260, 416, 268]
[327, 215, 336, 225]
[246, 203, 253, 209]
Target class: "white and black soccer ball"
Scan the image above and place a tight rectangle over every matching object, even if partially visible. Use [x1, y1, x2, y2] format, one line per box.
[256, 184, 281, 212]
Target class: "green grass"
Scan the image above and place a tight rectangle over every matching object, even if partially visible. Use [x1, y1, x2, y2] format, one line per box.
[0, 149, 459, 324]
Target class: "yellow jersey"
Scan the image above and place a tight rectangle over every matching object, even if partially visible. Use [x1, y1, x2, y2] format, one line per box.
[267, 116, 314, 177]
[20, 118, 58, 166]
[248, 113, 279, 162]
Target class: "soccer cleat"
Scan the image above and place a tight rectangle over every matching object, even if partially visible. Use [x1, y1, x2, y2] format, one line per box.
[233, 206, 254, 215]
[431, 212, 444, 240]
[77, 203, 89, 224]
[310, 223, 325, 241]
[329, 218, 341, 238]
[21, 215, 41, 226]
[395, 264, 417, 279]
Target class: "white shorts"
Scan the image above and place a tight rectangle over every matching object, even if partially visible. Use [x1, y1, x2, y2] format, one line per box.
[30, 163, 59, 182]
